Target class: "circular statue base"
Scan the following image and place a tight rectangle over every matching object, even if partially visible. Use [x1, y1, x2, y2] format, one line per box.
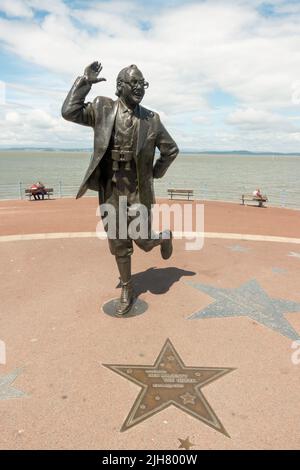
[102, 297, 148, 318]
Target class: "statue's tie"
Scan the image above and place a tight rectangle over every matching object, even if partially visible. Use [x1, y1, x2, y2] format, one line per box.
[125, 109, 133, 128]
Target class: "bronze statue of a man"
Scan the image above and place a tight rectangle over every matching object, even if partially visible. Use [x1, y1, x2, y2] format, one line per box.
[62, 61, 179, 315]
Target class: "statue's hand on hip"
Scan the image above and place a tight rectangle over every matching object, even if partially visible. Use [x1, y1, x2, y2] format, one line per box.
[84, 61, 106, 84]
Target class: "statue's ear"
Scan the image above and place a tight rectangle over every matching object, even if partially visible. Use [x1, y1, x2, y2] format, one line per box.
[116, 81, 123, 97]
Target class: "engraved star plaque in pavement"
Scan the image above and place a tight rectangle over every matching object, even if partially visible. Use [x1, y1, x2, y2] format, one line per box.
[178, 437, 195, 450]
[288, 251, 300, 259]
[0, 369, 26, 400]
[187, 279, 300, 340]
[104, 339, 234, 436]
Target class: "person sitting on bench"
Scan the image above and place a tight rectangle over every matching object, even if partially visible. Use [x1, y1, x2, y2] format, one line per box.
[253, 188, 263, 199]
[30, 182, 47, 200]
[36, 181, 47, 200]
[30, 183, 41, 200]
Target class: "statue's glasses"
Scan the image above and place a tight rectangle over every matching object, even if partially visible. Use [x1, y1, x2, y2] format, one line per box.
[122, 79, 149, 90]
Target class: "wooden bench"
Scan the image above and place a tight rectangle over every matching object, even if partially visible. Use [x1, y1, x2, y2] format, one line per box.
[25, 188, 54, 200]
[241, 194, 268, 207]
[167, 189, 194, 200]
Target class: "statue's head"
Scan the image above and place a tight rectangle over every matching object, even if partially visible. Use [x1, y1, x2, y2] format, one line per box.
[115, 64, 149, 108]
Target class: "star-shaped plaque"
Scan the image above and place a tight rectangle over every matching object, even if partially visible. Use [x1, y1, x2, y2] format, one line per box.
[104, 339, 234, 436]
[288, 251, 300, 259]
[187, 279, 300, 340]
[0, 369, 26, 400]
[178, 436, 195, 450]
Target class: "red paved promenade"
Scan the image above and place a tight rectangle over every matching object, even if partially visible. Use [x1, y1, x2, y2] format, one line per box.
[1, 197, 300, 237]
[0, 197, 300, 449]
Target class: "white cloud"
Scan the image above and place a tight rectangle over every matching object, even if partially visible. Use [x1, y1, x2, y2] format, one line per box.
[0, 0, 33, 18]
[227, 107, 294, 132]
[27, 109, 56, 128]
[26, 0, 69, 16]
[0, 105, 91, 147]
[0, 0, 300, 151]
[5, 111, 21, 123]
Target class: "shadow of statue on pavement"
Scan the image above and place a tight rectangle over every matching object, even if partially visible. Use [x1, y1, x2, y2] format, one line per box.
[126, 267, 196, 296]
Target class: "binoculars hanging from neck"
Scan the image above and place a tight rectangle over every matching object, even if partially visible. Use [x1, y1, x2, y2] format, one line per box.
[111, 147, 133, 171]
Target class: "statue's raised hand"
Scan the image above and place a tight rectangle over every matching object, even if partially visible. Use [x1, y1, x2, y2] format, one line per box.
[84, 61, 106, 84]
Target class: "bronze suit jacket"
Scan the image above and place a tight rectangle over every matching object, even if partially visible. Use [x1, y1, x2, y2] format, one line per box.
[61, 76, 179, 209]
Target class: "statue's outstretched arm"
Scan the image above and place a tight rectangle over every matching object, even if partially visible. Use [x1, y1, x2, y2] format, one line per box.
[61, 61, 106, 128]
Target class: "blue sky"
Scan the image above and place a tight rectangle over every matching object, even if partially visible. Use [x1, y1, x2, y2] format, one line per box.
[0, 0, 300, 151]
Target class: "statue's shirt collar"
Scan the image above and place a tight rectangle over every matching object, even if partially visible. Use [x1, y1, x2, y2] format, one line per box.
[119, 99, 139, 118]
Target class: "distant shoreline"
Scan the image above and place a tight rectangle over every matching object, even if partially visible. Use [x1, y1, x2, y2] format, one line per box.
[1, 149, 300, 157]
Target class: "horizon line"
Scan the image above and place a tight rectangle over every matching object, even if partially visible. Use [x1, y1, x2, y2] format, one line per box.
[0, 148, 300, 156]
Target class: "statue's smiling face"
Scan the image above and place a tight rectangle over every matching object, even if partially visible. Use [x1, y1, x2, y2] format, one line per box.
[120, 68, 146, 108]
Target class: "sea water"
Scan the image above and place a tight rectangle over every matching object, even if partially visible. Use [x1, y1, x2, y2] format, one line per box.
[0, 151, 299, 209]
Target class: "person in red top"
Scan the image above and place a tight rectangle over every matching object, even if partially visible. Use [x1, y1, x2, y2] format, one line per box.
[30, 183, 40, 200]
[253, 188, 263, 199]
[30, 182, 47, 200]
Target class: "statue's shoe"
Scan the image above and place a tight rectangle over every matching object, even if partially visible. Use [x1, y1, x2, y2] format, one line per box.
[116, 281, 134, 315]
[160, 230, 173, 260]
